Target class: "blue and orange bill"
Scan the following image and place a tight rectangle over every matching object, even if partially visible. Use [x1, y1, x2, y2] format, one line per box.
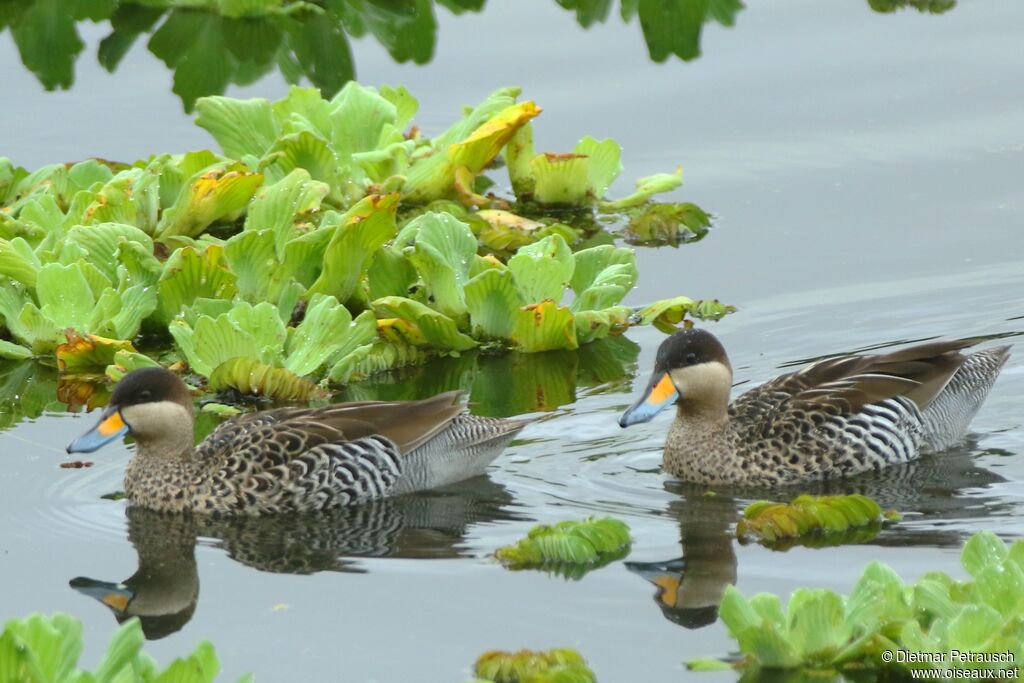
[67, 407, 129, 454]
[619, 372, 679, 427]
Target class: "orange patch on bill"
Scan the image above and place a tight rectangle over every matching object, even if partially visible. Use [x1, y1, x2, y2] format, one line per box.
[98, 411, 126, 436]
[648, 374, 677, 405]
[101, 592, 129, 612]
[653, 576, 680, 608]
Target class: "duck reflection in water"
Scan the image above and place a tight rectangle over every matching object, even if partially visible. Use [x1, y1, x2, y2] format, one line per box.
[629, 441, 1010, 631]
[69, 477, 519, 639]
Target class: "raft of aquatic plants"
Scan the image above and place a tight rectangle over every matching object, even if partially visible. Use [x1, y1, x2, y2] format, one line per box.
[736, 494, 900, 548]
[495, 517, 632, 580]
[0, 83, 732, 400]
[473, 648, 596, 683]
[689, 531, 1024, 677]
[0, 612, 249, 682]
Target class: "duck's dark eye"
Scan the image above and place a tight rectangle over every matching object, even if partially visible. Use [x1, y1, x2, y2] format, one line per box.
[685, 352, 698, 365]
[138, 390, 153, 402]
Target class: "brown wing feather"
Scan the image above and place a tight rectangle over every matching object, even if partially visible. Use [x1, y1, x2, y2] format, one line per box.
[745, 339, 979, 416]
[196, 391, 465, 461]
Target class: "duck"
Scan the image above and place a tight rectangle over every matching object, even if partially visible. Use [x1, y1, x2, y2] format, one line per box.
[66, 367, 529, 515]
[619, 329, 1010, 486]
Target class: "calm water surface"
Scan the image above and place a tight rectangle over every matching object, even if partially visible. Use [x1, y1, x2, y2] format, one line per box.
[2, 1, 1023, 681]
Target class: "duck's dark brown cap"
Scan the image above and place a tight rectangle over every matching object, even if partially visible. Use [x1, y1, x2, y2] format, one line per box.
[654, 328, 731, 372]
[110, 367, 192, 409]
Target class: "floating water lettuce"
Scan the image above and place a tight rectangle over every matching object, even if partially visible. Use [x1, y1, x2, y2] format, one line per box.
[474, 648, 596, 683]
[0, 81, 732, 399]
[56, 332, 137, 374]
[736, 494, 898, 546]
[0, 612, 251, 682]
[694, 531, 1024, 676]
[168, 296, 375, 398]
[495, 517, 631, 579]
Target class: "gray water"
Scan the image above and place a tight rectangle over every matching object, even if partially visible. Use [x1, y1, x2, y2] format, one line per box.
[2, 1, 1023, 681]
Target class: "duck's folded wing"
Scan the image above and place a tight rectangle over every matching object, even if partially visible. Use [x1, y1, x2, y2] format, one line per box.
[733, 339, 977, 423]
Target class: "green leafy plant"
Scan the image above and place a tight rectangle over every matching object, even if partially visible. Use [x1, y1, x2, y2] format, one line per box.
[693, 531, 1024, 676]
[473, 648, 596, 683]
[0, 611, 250, 682]
[736, 494, 899, 547]
[0, 81, 733, 401]
[495, 517, 632, 579]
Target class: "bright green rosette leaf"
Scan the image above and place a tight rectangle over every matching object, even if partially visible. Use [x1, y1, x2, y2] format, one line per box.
[505, 122, 536, 198]
[367, 248, 418, 302]
[511, 301, 578, 352]
[575, 136, 623, 198]
[530, 153, 591, 206]
[508, 234, 574, 305]
[155, 162, 264, 239]
[786, 589, 851, 661]
[76, 168, 161, 234]
[60, 223, 153, 286]
[379, 84, 418, 130]
[105, 350, 161, 382]
[0, 612, 84, 683]
[327, 81, 403, 185]
[154, 245, 238, 327]
[0, 611, 247, 681]
[0, 237, 41, 287]
[473, 209, 549, 254]
[972, 559, 1024, 619]
[404, 211, 478, 319]
[600, 166, 682, 210]
[223, 229, 278, 303]
[464, 268, 524, 340]
[195, 95, 279, 160]
[0, 339, 32, 360]
[307, 194, 400, 304]
[169, 301, 285, 377]
[961, 531, 1008, 578]
[264, 130, 343, 196]
[284, 296, 376, 377]
[573, 306, 632, 345]
[372, 296, 477, 351]
[448, 100, 542, 174]
[637, 296, 736, 333]
[570, 245, 636, 313]
[244, 168, 328, 253]
[56, 331, 137, 374]
[624, 201, 711, 247]
[402, 92, 539, 203]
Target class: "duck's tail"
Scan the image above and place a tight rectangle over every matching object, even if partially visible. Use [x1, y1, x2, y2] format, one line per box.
[392, 414, 531, 494]
[921, 345, 1010, 450]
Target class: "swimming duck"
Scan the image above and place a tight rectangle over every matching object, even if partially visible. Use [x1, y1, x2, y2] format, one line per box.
[67, 367, 529, 514]
[619, 329, 1010, 486]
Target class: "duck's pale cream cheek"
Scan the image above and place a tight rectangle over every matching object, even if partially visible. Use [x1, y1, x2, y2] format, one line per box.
[669, 362, 733, 404]
[120, 401, 193, 443]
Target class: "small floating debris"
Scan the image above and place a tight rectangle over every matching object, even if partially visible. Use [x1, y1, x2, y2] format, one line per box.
[495, 517, 631, 579]
[736, 494, 899, 547]
[474, 648, 596, 683]
[60, 460, 94, 469]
